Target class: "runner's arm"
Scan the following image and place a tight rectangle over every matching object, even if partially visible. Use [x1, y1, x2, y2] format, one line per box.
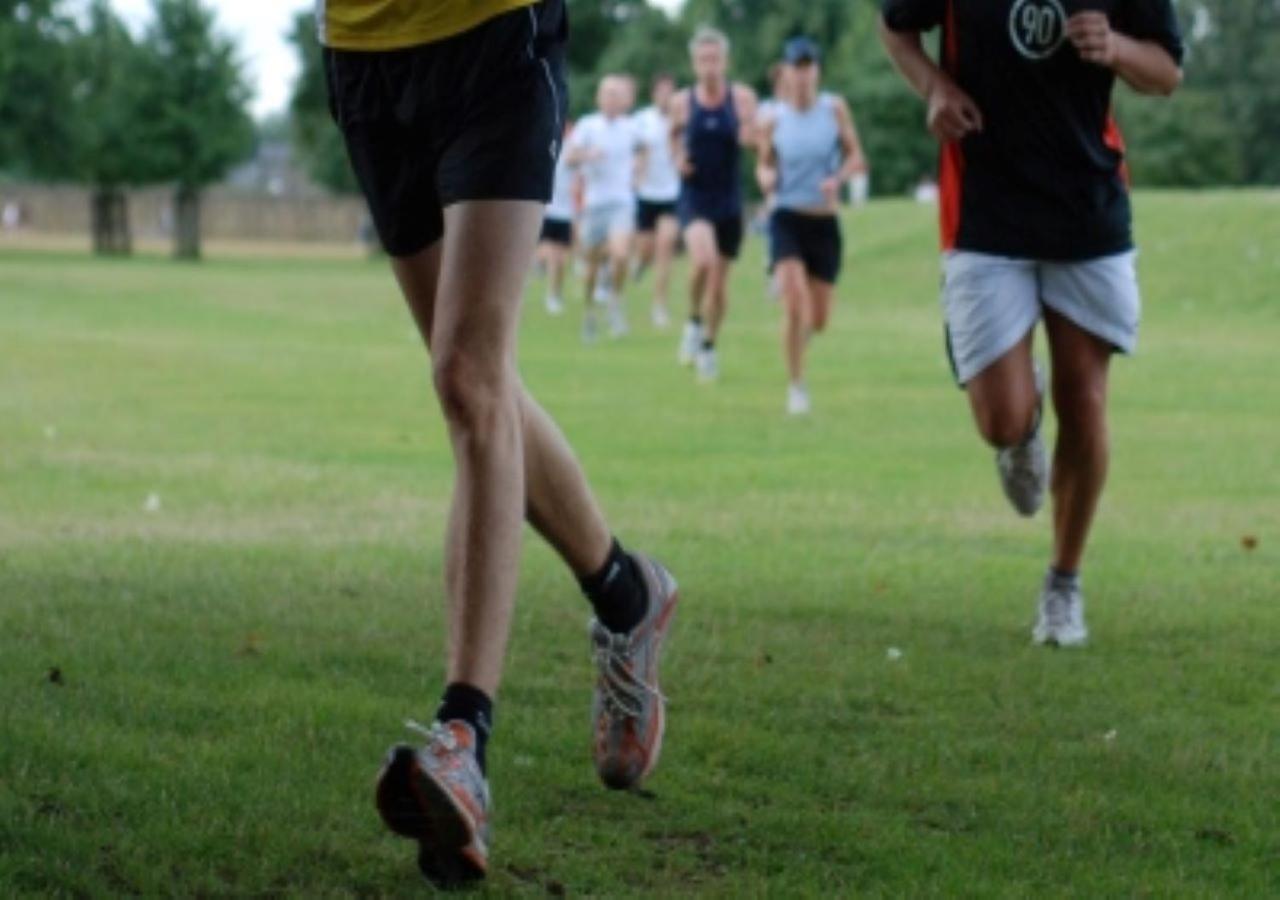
[669, 90, 693, 176]
[755, 117, 778, 195]
[1067, 12, 1181, 96]
[832, 97, 868, 182]
[878, 17, 983, 143]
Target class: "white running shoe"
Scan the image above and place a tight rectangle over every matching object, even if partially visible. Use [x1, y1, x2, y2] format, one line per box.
[545, 295, 564, 316]
[651, 305, 671, 330]
[786, 383, 811, 416]
[1033, 571, 1088, 647]
[678, 321, 702, 366]
[696, 347, 718, 383]
[608, 302, 629, 338]
[995, 365, 1048, 516]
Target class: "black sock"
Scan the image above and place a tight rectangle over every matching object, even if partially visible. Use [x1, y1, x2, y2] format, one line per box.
[579, 538, 648, 634]
[701, 338, 714, 351]
[1049, 566, 1080, 586]
[435, 682, 493, 773]
[690, 315, 703, 326]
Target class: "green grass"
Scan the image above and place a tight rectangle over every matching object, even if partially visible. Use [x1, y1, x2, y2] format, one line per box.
[2, 192, 1277, 896]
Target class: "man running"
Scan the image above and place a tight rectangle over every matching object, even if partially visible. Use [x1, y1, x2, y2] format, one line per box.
[879, 0, 1183, 644]
[539, 119, 577, 316]
[670, 26, 758, 382]
[631, 73, 681, 329]
[756, 37, 866, 416]
[319, 1, 678, 885]
[566, 75, 639, 342]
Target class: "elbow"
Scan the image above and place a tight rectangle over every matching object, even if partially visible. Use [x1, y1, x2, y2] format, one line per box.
[1161, 67, 1184, 97]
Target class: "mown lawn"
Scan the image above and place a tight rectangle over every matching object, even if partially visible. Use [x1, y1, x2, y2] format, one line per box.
[1, 192, 1276, 895]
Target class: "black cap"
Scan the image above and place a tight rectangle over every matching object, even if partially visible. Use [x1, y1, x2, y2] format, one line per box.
[783, 36, 821, 64]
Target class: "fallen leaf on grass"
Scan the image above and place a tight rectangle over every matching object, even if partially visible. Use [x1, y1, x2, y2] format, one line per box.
[142, 493, 162, 513]
[47, 667, 64, 685]
[237, 633, 262, 657]
[1241, 535, 1258, 551]
[886, 647, 903, 662]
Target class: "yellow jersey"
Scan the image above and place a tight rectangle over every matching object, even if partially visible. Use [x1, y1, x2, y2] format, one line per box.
[318, 0, 538, 51]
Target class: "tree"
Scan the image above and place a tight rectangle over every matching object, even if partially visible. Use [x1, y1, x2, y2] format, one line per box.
[71, 1, 153, 255]
[136, 0, 254, 259]
[287, 11, 357, 195]
[0, 0, 78, 180]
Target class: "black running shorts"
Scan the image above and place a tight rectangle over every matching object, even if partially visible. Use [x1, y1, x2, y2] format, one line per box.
[539, 216, 572, 247]
[769, 209, 842, 284]
[635, 199, 676, 233]
[324, 2, 568, 257]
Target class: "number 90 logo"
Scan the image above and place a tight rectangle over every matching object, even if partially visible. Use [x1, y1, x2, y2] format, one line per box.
[1009, 0, 1068, 60]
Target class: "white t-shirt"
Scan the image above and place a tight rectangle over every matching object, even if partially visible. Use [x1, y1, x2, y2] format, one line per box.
[546, 148, 575, 222]
[632, 106, 679, 203]
[566, 112, 637, 209]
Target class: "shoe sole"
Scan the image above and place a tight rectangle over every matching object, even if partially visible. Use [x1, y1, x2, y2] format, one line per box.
[375, 745, 487, 887]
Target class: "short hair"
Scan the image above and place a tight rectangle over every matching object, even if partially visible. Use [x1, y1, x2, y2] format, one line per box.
[689, 25, 730, 56]
[651, 71, 675, 90]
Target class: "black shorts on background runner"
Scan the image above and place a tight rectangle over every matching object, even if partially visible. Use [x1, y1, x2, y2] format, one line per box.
[325, 1, 568, 257]
[680, 214, 742, 260]
[540, 217, 572, 246]
[635, 199, 676, 232]
[770, 210, 842, 284]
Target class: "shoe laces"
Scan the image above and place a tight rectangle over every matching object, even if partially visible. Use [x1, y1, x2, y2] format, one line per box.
[592, 625, 665, 721]
[1043, 585, 1074, 628]
[405, 719, 456, 752]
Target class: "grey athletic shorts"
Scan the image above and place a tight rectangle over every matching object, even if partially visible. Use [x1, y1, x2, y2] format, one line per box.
[580, 201, 634, 249]
[941, 250, 1141, 385]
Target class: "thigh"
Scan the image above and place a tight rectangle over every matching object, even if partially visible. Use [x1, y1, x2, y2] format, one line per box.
[607, 205, 634, 260]
[435, 201, 544, 366]
[655, 214, 680, 253]
[942, 251, 1040, 386]
[683, 220, 718, 267]
[1044, 306, 1113, 406]
[391, 241, 444, 346]
[774, 259, 808, 308]
[1041, 251, 1141, 355]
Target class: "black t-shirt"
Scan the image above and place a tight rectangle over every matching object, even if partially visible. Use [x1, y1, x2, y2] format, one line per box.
[883, 0, 1183, 260]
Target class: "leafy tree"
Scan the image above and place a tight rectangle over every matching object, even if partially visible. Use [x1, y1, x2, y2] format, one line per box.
[0, 0, 78, 179]
[71, 1, 153, 254]
[136, 0, 254, 259]
[287, 11, 358, 195]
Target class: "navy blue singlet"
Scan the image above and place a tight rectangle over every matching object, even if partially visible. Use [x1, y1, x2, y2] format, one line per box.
[678, 86, 741, 224]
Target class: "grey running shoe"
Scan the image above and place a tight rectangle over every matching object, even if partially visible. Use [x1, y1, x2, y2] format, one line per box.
[996, 366, 1047, 516]
[590, 554, 679, 791]
[375, 720, 491, 887]
[695, 346, 719, 383]
[581, 313, 599, 344]
[1033, 572, 1088, 647]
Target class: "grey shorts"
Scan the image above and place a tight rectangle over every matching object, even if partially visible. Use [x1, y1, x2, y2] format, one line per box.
[942, 250, 1141, 385]
[580, 201, 634, 249]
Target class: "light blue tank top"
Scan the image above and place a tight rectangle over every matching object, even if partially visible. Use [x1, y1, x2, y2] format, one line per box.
[774, 94, 841, 212]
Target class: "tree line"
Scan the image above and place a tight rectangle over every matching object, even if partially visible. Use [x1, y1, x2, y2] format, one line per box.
[0, 0, 252, 258]
[3, 1, 1275, 259]
[291, 0, 1279, 201]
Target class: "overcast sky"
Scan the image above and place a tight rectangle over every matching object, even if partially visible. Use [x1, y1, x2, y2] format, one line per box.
[111, 0, 686, 119]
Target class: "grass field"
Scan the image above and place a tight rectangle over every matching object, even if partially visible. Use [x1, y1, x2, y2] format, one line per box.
[2, 192, 1277, 896]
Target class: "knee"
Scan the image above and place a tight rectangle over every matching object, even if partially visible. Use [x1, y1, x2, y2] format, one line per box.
[432, 350, 514, 437]
[975, 405, 1034, 449]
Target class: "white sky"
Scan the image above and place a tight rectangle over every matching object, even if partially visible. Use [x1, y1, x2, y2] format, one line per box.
[111, 0, 687, 120]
